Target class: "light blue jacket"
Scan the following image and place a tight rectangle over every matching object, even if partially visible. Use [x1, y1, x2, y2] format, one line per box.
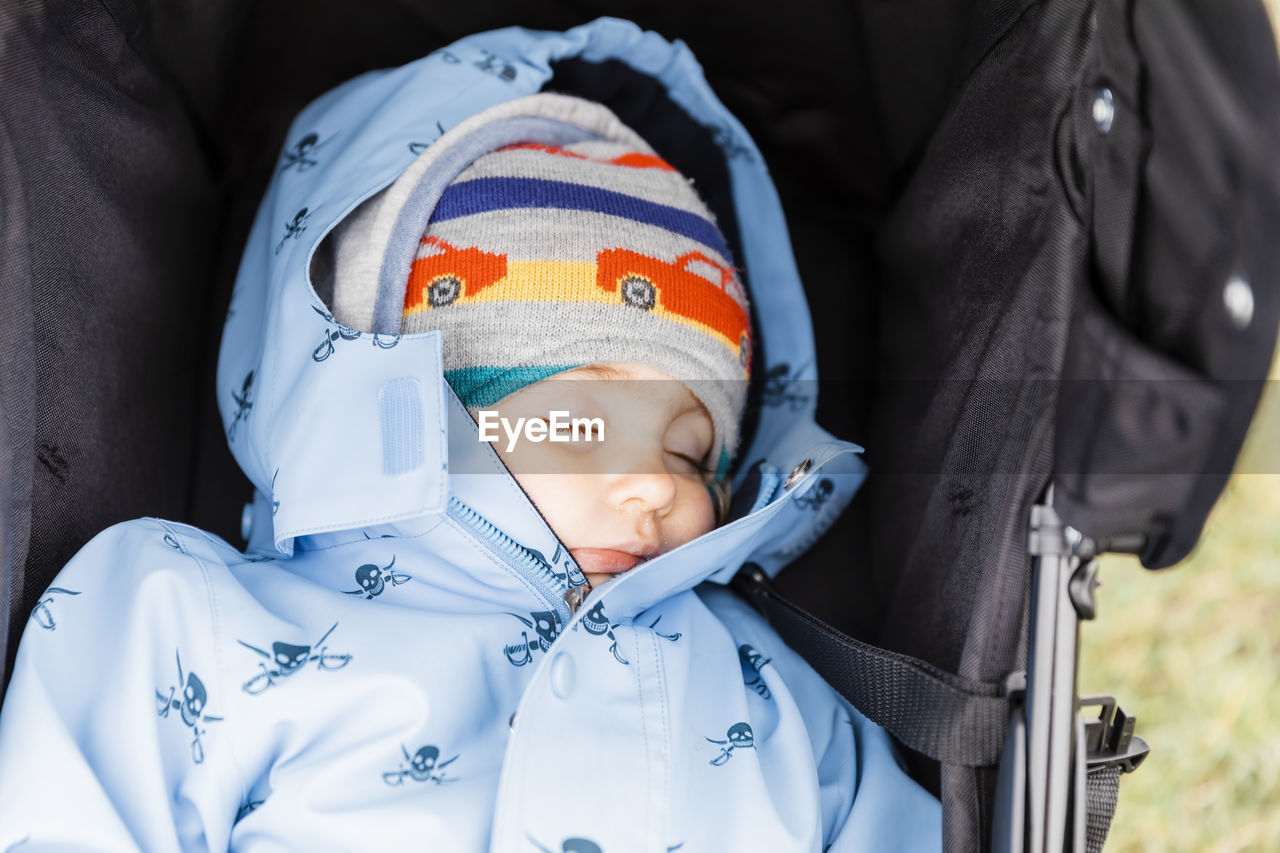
[0, 18, 940, 852]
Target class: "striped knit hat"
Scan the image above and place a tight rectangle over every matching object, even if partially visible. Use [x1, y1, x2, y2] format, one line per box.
[332, 94, 751, 481]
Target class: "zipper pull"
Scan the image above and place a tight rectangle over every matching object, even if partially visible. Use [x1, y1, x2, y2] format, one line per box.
[563, 584, 589, 615]
[551, 542, 589, 616]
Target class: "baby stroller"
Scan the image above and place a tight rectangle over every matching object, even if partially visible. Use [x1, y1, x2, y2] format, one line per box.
[1, 1, 1276, 851]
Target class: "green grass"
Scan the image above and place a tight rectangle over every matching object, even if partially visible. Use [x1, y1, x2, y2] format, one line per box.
[1079, 354, 1280, 851]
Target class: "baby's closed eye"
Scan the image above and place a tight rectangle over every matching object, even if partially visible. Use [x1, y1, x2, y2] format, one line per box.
[666, 450, 712, 477]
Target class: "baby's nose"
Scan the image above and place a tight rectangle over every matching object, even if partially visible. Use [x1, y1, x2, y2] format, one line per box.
[607, 460, 677, 518]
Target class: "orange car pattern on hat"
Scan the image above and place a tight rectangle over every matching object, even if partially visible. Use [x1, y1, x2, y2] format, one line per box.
[404, 237, 749, 367]
[404, 236, 508, 312]
[596, 248, 750, 367]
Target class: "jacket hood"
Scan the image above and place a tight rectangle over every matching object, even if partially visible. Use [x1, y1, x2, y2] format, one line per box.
[218, 17, 864, 611]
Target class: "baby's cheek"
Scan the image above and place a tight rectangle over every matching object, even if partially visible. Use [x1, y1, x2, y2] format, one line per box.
[671, 480, 717, 544]
[508, 471, 593, 541]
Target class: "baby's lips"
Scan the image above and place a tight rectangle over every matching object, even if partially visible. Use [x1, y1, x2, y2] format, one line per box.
[569, 548, 646, 573]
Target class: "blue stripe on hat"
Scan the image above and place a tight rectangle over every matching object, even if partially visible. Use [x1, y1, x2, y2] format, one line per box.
[431, 176, 732, 263]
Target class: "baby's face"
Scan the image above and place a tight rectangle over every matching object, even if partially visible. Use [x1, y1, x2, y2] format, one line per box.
[482, 362, 717, 590]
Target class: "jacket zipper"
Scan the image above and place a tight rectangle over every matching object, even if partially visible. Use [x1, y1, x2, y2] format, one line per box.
[446, 495, 582, 625]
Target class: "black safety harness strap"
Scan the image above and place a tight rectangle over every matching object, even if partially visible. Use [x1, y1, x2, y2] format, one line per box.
[730, 564, 1012, 767]
[1085, 766, 1122, 853]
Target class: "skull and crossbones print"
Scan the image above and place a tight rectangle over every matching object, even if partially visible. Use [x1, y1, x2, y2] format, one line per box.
[279, 131, 331, 173]
[502, 610, 562, 666]
[238, 622, 351, 694]
[228, 370, 254, 441]
[575, 602, 680, 665]
[706, 722, 755, 766]
[29, 586, 80, 631]
[474, 50, 517, 82]
[528, 543, 588, 590]
[526, 836, 685, 852]
[737, 644, 773, 699]
[155, 649, 223, 764]
[309, 305, 399, 362]
[342, 555, 412, 599]
[576, 601, 628, 664]
[526, 836, 604, 853]
[408, 121, 448, 156]
[794, 477, 834, 511]
[761, 362, 812, 411]
[273, 207, 311, 255]
[382, 744, 459, 786]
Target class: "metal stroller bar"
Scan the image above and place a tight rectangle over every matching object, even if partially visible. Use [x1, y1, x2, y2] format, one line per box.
[1001, 486, 1149, 853]
[1024, 490, 1083, 852]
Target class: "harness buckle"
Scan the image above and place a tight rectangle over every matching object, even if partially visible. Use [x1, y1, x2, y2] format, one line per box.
[1080, 694, 1150, 774]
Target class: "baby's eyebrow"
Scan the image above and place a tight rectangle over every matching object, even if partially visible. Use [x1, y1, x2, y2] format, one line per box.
[566, 364, 626, 380]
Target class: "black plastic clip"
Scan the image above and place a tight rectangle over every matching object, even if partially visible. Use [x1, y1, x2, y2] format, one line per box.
[730, 562, 773, 611]
[1001, 670, 1027, 703]
[1068, 558, 1101, 620]
[1080, 694, 1150, 774]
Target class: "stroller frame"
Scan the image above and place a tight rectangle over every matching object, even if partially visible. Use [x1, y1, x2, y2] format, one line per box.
[997, 487, 1150, 853]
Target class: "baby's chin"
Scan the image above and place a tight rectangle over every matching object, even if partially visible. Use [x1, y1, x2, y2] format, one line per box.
[584, 571, 621, 591]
